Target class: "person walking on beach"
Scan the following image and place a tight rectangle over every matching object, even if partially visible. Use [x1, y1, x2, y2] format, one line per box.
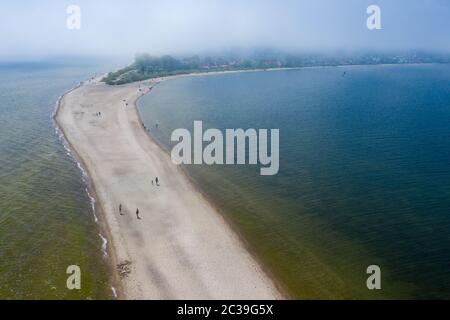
[151, 180, 154, 186]
[136, 208, 141, 220]
[155, 177, 159, 186]
[119, 204, 123, 215]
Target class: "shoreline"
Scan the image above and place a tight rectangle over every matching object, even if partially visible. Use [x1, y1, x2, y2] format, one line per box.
[107, 61, 439, 85]
[53, 78, 124, 299]
[134, 87, 290, 299]
[54, 73, 282, 299]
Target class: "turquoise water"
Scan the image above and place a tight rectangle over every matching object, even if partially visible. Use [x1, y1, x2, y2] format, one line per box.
[138, 64, 450, 299]
[0, 61, 114, 299]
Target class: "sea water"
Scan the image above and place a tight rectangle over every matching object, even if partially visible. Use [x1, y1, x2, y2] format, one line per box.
[0, 60, 114, 299]
[138, 64, 450, 299]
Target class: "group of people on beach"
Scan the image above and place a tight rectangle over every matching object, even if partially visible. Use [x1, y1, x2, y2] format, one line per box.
[95, 112, 102, 117]
[119, 204, 141, 220]
[138, 85, 153, 93]
[118, 177, 160, 220]
[116, 89, 161, 221]
[121, 84, 153, 109]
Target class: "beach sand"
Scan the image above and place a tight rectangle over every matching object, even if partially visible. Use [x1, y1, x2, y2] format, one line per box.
[55, 75, 282, 299]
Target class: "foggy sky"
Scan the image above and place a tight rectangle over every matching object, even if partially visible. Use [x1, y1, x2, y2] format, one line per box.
[1, 0, 449, 61]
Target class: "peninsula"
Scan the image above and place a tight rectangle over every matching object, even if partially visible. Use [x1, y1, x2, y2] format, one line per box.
[55, 74, 281, 299]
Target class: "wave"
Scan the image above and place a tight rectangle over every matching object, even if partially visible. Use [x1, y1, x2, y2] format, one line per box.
[52, 82, 112, 276]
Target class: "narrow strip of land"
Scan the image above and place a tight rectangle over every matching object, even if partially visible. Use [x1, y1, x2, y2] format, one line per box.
[56, 76, 281, 299]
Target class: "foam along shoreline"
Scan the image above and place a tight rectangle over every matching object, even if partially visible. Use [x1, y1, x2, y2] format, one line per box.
[55, 74, 282, 299]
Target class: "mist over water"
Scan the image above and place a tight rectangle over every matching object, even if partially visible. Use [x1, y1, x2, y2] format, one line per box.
[0, 62, 112, 299]
[138, 64, 450, 298]
[1, 1, 450, 60]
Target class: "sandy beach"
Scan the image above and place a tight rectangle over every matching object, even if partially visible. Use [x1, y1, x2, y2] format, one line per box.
[55, 75, 281, 299]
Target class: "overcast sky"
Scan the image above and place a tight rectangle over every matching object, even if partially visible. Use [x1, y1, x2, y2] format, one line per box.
[0, 0, 449, 61]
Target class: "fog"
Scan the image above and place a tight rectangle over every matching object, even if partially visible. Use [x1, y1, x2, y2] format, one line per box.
[1, 0, 449, 61]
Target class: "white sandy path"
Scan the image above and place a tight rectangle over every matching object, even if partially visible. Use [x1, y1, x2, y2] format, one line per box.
[56, 76, 281, 299]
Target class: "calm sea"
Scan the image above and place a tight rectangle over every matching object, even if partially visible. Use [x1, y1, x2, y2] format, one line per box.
[0, 61, 115, 299]
[138, 64, 450, 299]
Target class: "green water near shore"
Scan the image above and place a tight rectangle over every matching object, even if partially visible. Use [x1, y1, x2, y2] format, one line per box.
[138, 64, 450, 299]
[0, 62, 113, 299]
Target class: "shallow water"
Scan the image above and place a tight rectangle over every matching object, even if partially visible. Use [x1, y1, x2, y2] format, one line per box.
[138, 64, 450, 299]
[0, 61, 113, 299]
